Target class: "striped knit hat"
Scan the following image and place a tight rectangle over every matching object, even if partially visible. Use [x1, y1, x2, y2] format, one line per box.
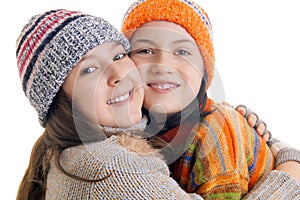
[121, 0, 214, 89]
[16, 9, 131, 127]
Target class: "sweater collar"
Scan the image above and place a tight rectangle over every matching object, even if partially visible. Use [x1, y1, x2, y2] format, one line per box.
[101, 115, 148, 136]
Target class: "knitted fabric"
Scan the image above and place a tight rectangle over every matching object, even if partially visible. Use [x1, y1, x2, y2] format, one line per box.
[159, 99, 275, 199]
[267, 138, 300, 167]
[102, 115, 148, 135]
[244, 170, 300, 199]
[46, 135, 204, 199]
[16, 9, 131, 127]
[121, 0, 214, 89]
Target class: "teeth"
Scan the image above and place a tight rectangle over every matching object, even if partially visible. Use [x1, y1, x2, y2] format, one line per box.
[107, 92, 130, 105]
[151, 83, 177, 89]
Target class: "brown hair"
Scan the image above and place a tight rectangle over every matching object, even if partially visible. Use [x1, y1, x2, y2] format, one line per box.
[16, 89, 103, 200]
[16, 89, 166, 200]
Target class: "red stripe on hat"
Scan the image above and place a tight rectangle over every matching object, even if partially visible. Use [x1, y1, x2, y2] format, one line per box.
[19, 10, 81, 77]
[18, 10, 63, 68]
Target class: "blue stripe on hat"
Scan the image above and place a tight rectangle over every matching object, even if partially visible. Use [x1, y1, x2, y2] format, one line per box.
[22, 15, 84, 93]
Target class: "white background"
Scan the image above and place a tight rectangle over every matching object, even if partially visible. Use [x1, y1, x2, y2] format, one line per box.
[1, 0, 299, 198]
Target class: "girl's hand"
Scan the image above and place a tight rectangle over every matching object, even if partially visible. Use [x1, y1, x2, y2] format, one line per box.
[222, 102, 271, 142]
[235, 104, 271, 141]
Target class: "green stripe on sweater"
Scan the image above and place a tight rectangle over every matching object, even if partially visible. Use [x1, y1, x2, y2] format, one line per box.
[208, 192, 241, 199]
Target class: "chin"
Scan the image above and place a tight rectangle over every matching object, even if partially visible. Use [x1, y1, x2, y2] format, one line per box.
[119, 119, 139, 128]
[130, 111, 142, 124]
[144, 101, 182, 115]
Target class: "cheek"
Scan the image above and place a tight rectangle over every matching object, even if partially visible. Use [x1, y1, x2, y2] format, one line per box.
[73, 80, 96, 100]
[130, 56, 141, 67]
[181, 61, 204, 93]
[187, 71, 203, 93]
[75, 90, 96, 119]
[131, 57, 150, 72]
[143, 89, 153, 108]
[93, 80, 111, 111]
[138, 68, 148, 84]
[72, 81, 102, 120]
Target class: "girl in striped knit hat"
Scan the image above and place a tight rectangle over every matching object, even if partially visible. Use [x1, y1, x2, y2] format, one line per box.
[121, 0, 300, 199]
[16, 9, 208, 200]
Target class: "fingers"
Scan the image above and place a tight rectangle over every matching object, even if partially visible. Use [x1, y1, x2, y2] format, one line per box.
[253, 119, 271, 142]
[235, 104, 247, 116]
[254, 120, 266, 136]
[262, 130, 272, 142]
[236, 105, 259, 127]
[235, 104, 272, 142]
[247, 111, 259, 128]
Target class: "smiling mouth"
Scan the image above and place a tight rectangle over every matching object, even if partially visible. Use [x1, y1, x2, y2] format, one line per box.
[148, 82, 179, 90]
[107, 90, 132, 105]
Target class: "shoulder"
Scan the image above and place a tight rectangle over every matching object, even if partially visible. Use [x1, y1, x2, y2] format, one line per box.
[46, 138, 120, 199]
[108, 134, 168, 173]
[61, 135, 124, 164]
[59, 135, 168, 178]
[195, 100, 252, 141]
[55, 136, 124, 180]
[202, 100, 246, 126]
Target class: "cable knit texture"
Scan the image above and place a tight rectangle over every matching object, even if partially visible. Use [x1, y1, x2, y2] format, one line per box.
[46, 135, 203, 199]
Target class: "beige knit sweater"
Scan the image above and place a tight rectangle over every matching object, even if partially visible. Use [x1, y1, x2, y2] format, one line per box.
[46, 134, 300, 199]
[45, 134, 203, 199]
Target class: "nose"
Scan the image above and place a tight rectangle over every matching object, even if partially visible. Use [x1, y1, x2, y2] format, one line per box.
[108, 78, 120, 86]
[107, 58, 135, 87]
[108, 64, 125, 87]
[151, 50, 174, 74]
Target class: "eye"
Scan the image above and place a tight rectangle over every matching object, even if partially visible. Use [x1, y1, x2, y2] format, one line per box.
[174, 49, 190, 56]
[113, 53, 127, 61]
[81, 66, 96, 75]
[132, 48, 154, 55]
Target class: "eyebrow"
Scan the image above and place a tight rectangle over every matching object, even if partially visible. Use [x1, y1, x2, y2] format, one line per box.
[172, 39, 197, 47]
[112, 42, 122, 49]
[130, 39, 157, 46]
[131, 38, 197, 48]
[81, 42, 123, 60]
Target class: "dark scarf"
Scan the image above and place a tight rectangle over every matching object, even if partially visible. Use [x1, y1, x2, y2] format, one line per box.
[143, 98, 201, 136]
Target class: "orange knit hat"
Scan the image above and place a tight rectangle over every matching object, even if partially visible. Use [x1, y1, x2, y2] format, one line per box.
[121, 0, 214, 89]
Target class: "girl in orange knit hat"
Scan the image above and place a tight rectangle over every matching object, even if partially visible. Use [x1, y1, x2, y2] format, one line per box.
[121, 0, 300, 199]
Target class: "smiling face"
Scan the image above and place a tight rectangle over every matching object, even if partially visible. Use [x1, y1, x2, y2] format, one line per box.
[130, 21, 205, 114]
[63, 42, 144, 128]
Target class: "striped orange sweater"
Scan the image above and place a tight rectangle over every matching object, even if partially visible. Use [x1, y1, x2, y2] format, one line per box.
[159, 99, 275, 199]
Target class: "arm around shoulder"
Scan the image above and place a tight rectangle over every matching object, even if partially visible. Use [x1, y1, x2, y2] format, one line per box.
[244, 170, 300, 199]
[267, 138, 300, 182]
[46, 135, 204, 199]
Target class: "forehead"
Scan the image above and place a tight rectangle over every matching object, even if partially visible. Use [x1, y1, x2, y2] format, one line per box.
[131, 21, 195, 44]
[84, 42, 121, 57]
